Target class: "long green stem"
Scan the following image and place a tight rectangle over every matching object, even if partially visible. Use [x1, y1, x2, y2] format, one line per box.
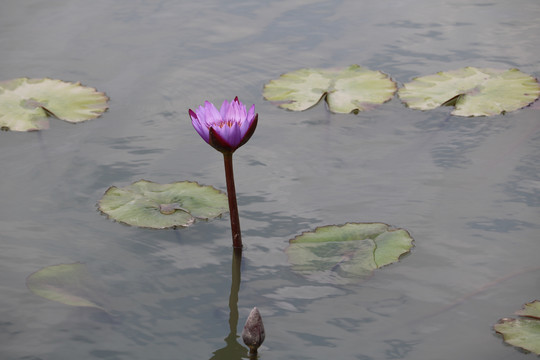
[223, 153, 242, 248]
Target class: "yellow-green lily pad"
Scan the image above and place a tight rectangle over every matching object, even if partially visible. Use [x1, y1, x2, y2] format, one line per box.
[26, 263, 106, 311]
[0, 77, 108, 131]
[494, 300, 540, 355]
[398, 67, 540, 117]
[263, 65, 397, 114]
[98, 179, 228, 229]
[285, 223, 414, 284]
[515, 300, 540, 320]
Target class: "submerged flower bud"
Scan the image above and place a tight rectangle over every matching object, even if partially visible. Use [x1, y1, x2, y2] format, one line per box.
[242, 307, 265, 354]
[189, 97, 258, 154]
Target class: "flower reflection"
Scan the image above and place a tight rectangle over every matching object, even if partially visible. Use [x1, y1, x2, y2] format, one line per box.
[209, 250, 251, 360]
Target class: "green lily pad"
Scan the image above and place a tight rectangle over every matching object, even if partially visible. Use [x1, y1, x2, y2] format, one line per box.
[26, 263, 106, 311]
[98, 179, 228, 229]
[263, 65, 397, 114]
[494, 300, 540, 355]
[285, 223, 414, 284]
[0, 77, 108, 131]
[398, 67, 540, 117]
[515, 300, 540, 319]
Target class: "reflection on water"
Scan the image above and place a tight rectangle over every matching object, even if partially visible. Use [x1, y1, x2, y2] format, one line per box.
[210, 250, 250, 360]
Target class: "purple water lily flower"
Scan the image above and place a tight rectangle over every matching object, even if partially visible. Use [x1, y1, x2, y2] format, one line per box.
[188, 97, 259, 248]
[189, 97, 258, 154]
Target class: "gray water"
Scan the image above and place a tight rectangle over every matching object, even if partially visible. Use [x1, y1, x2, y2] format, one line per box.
[1, 1, 539, 359]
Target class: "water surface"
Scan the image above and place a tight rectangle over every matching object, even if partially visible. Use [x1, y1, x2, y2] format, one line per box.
[1, 1, 539, 359]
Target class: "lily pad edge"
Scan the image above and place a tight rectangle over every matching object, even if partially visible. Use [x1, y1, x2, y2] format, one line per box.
[494, 299, 540, 355]
[397, 67, 540, 117]
[26, 262, 108, 312]
[97, 179, 228, 230]
[289, 221, 415, 266]
[0, 77, 109, 132]
[263, 64, 398, 114]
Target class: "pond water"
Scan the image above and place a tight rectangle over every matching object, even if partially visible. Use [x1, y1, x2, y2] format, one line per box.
[1, 0, 539, 359]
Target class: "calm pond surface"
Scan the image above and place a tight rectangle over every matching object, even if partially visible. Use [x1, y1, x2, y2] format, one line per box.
[1, 0, 539, 359]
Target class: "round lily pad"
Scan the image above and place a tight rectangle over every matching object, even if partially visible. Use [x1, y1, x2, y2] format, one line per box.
[285, 223, 414, 284]
[515, 300, 540, 319]
[0, 77, 108, 131]
[398, 67, 540, 117]
[26, 263, 106, 311]
[98, 179, 228, 229]
[263, 65, 397, 114]
[495, 301, 540, 355]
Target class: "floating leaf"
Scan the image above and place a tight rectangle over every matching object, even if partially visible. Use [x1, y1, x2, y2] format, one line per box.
[285, 223, 414, 284]
[98, 179, 228, 229]
[263, 65, 397, 114]
[494, 300, 540, 355]
[398, 67, 540, 117]
[515, 300, 540, 320]
[0, 77, 108, 131]
[26, 263, 105, 311]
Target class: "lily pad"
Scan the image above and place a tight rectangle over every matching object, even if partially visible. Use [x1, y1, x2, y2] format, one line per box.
[398, 67, 540, 117]
[285, 223, 414, 284]
[515, 300, 540, 319]
[263, 65, 397, 114]
[494, 300, 540, 355]
[0, 77, 108, 131]
[98, 179, 228, 229]
[26, 263, 105, 311]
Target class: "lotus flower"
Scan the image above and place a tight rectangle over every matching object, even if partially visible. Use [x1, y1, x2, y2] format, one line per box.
[189, 97, 258, 154]
[188, 97, 258, 248]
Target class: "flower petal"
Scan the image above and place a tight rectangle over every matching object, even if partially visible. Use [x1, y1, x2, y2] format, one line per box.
[189, 109, 210, 143]
[219, 99, 230, 120]
[225, 121, 242, 148]
[247, 104, 256, 122]
[203, 101, 222, 125]
[239, 104, 256, 136]
[216, 121, 239, 147]
[209, 127, 234, 153]
[222, 97, 241, 124]
[237, 113, 258, 149]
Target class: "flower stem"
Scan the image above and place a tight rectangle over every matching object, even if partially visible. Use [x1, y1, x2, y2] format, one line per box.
[223, 153, 242, 248]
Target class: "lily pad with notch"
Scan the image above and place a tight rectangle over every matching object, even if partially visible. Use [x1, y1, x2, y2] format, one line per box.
[494, 300, 540, 355]
[263, 65, 397, 114]
[0, 77, 108, 131]
[98, 179, 228, 229]
[285, 222, 414, 285]
[26, 263, 107, 312]
[398, 67, 540, 117]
